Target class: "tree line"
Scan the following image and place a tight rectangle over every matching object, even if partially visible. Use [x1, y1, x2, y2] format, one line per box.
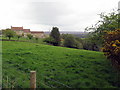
[43, 27, 83, 49]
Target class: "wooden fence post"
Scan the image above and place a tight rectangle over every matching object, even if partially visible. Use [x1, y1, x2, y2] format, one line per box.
[30, 71, 36, 89]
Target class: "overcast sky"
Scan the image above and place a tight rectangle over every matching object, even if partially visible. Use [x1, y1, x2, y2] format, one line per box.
[0, 0, 119, 31]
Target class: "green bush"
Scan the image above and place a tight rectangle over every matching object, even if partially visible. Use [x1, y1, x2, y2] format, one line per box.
[63, 34, 76, 48]
[16, 35, 22, 40]
[82, 38, 99, 51]
[27, 34, 33, 40]
[75, 40, 83, 49]
[35, 37, 38, 40]
[43, 37, 56, 45]
[63, 34, 83, 49]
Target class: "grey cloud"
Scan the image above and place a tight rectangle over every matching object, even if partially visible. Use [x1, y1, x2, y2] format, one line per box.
[25, 2, 73, 26]
[20, 1, 101, 31]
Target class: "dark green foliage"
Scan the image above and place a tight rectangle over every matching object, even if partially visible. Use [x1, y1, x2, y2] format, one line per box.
[43, 37, 56, 45]
[63, 34, 76, 48]
[50, 27, 61, 46]
[74, 37, 83, 49]
[35, 37, 38, 40]
[74, 40, 83, 49]
[3, 29, 16, 40]
[61, 34, 67, 39]
[16, 35, 22, 40]
[82, 38, 99, 51]
[75, 37, 83, 43]
[63, 34, 83, 49]
[27, 34, 33, 40]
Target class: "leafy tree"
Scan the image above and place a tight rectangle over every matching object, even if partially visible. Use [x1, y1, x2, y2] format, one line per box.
[74, 39, 83, 49]
[63, 34, 83, 49]
[61, 34, 68, 39]
[85, 11, 118, 47]
[27, 34, 33, 40]
[82, 38, 99, 51]
[50, 27, 61, 46]
[63, 34, 76, 48]
[75, 37, 83, 42]
[60, 34, 68, 46]
[102, 29, 120, 70]
[16, 34, 22, 40]
[3, 29, 16, 40]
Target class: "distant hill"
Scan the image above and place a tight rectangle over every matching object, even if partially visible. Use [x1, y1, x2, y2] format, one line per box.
[44, 31, 88, 38]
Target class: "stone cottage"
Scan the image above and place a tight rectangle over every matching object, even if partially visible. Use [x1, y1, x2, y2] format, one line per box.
[11, 26, 45, 38]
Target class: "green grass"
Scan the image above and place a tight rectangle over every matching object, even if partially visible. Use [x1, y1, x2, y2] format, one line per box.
[2, 41, 120, 88]
[1, 36, 45, 44]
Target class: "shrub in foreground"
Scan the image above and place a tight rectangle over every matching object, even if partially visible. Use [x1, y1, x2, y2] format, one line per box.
[102, 29, 120, 70]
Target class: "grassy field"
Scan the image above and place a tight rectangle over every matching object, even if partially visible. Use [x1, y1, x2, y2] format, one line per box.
[2, 41, 120, 88]
[1, 36, 45, 44]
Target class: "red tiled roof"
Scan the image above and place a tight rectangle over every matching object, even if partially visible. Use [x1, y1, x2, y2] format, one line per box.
[31, 31, 44, 33]
[23, 29, 30, 33]
[11, 26, 44, 34]
[11, 26, 23, 31]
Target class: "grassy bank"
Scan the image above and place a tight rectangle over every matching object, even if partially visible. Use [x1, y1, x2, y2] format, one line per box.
[2, 41, 119, 88]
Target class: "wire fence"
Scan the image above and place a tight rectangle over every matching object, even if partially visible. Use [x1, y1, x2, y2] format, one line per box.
[39, 76, 72, 88]
[43, 76, 71, 88]
[3, 57, 120, 89]
[3, 57, 72, 88]
[2, 71, 72, 88]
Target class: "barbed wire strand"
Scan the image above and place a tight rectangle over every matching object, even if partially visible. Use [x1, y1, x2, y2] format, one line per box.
[44, 76, 72, 88]
[3, 59, 72, 88]
[45, 83, 57, 88]
[39, 82, 51, 88]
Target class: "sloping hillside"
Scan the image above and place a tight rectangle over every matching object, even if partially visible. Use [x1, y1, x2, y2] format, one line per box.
[2, 41, 119, 88]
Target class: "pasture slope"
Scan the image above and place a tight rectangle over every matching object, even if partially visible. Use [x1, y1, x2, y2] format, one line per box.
[2, 41, 120, 88]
